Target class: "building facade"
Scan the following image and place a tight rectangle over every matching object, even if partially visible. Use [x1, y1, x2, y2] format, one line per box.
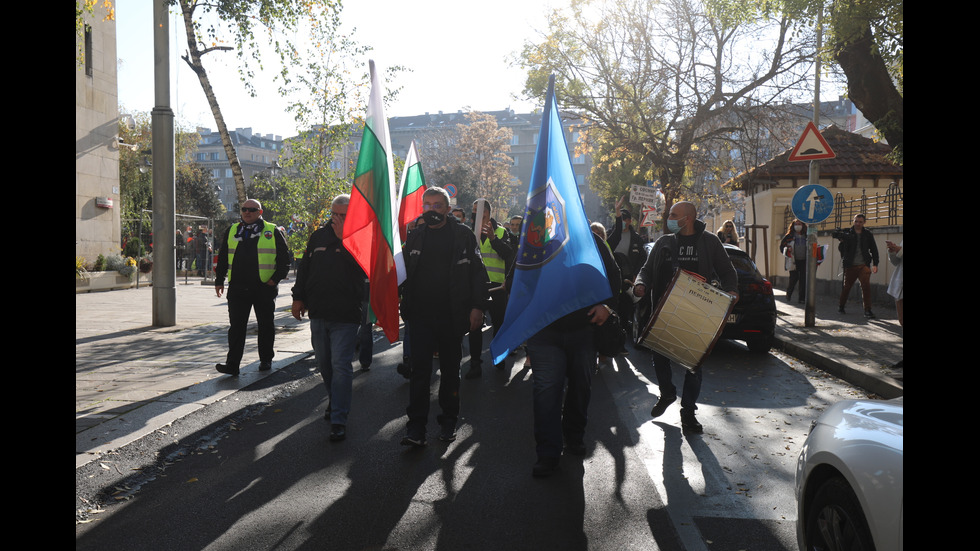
[195, 127, 284, 215]
[76, 14, 120, 262]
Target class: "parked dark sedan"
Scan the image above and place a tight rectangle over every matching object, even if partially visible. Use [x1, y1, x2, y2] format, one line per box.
[633, 243, 776, 353]
[719, 244, 776, 352]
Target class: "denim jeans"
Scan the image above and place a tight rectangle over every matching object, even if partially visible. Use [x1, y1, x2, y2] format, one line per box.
[651, 351, 702, 413]
[310, 319, 359, 426]
[527, 325, 595, 459]
[406, 317, 463, 437]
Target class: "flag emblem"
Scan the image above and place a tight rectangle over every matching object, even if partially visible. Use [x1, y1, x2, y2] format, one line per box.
[520, 178, 568, 268]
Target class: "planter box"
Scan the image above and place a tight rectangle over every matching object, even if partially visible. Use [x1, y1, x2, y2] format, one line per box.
[75, 270, 153, 293]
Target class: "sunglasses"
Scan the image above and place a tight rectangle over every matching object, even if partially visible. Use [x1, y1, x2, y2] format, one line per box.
[241, 207, 259, 213]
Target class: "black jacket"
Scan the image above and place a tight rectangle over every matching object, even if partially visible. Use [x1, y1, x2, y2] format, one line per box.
[635, 219, 738, 304]
[400, 217, 491, 336]
[607, 216, 646, 280]
[291, 222, 366, 322]
[836, 226, 879, 268]
[214, 219, 291, 288]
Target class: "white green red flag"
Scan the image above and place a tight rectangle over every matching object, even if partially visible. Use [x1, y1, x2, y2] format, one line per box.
[397, 140, 426, 243]
[343, 60, 406, 343]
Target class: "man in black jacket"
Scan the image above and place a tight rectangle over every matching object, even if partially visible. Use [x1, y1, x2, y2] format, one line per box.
[633, 201, 738, 434]
[399, 187, 490, 446]
[833, 214, 879, 318]
[291, 195, 366, 442]
[607, 196, 647, 340]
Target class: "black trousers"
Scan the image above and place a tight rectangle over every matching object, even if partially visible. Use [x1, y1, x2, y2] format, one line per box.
[225, 283, 278, 367]
[467, 287, 508, 366]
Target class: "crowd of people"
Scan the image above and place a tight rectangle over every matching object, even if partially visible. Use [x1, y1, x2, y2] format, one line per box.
[208, 191, 898, 477]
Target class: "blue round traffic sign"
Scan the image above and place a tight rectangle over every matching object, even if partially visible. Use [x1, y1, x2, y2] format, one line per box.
[445, 184, 458, 198]
[791, 184, 834, 224]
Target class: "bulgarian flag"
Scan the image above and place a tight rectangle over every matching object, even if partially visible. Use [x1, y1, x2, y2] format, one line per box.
[343, 60, 406, 343]
[397, 140, 426, 243]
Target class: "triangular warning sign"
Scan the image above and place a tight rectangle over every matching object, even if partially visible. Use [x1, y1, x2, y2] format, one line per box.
[788, 121, 836, 162]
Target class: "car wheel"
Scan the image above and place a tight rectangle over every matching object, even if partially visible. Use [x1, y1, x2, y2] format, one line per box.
[746, 336, 773, 353]
[805, 477, 875, 551]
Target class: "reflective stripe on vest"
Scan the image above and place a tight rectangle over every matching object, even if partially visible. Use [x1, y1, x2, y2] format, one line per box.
[227, 221, 278, 283]
[480, 226, 507, 284]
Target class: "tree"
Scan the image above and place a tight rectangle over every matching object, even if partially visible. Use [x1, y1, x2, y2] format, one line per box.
[175, 0, 344, 207]
[517, 0, 812, 223]
[454, 111, 518, 214]
[711, 0, 902, 163]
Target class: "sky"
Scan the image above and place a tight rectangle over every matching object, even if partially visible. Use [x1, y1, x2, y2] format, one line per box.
[115, 0, 558, 139]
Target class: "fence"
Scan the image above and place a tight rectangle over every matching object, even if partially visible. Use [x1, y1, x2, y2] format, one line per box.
[782, 182, 903, 234]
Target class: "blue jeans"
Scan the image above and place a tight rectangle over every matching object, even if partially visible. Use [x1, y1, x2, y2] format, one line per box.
[527, 325, 595, 459]
[406, 317, 462, 437]
[651, 351, 702, 413]
[310, 319, 358, 426]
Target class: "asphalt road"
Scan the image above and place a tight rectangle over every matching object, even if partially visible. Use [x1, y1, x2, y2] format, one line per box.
[76, 334, 874, 551]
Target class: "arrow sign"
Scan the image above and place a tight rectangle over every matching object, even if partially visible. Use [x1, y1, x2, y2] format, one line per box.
[788, 121, 836, 162]
[791, 184, 834, 224]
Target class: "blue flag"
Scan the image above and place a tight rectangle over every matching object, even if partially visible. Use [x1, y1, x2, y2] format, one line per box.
[490, 76, 611, 364]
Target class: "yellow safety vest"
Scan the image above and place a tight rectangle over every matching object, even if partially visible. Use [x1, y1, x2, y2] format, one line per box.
[227, 221, 278, 283]
[480, 226, 508, 284]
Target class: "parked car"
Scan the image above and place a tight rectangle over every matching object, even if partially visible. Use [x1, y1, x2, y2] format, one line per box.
[633, 243, 776, 353]
[719, 244, 776, 353]
[796, 397, 904, 551]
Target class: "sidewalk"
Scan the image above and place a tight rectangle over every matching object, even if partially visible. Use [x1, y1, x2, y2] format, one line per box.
[75, 278, 902, 470]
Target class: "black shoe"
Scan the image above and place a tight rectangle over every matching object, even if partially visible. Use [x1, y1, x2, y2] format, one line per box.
[798, 299, 805, 304]
[360, 362, 371, 371]
[681, 411, 703, 434]
[400, 434, 426, 448]
[439, 426, 457, 443]
[838, 306, 846, 314]
[216, 363, 239, 376]
[785, 294, 793, 302]
[864, 310, 876, 319]
[532, 456, 560, 478]
[650, 394, 676, 418]
[396, 362, 412, 379]
[564, 442, 587, 456]
[329, 424, 346, 442]
[259, 361, 272, 371]
[495, 361, 505, 370]
[465, 366, 482, 379]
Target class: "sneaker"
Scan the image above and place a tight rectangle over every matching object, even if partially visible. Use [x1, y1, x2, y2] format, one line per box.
[329, 424, 346, 442]
[439, 426, 457, 443]
[216, 363, 239, 376]
[400, 434, 426, 448]
[650, 393, 676, 418]
[864, 310, 876, 319]
[680, 411, 703, 434]
[532, 456, 560, 478]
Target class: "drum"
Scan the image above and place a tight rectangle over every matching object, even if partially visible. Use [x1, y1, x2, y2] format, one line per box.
[637, 269, 736, 372]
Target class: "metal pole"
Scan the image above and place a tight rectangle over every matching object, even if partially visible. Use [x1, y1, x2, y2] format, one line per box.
[152, 0, 176, 326]
[804, 9, 822, 328]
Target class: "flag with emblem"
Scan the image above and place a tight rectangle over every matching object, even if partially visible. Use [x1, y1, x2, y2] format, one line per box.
[490, 75, 610, 364]
[343, 60, 405, 343]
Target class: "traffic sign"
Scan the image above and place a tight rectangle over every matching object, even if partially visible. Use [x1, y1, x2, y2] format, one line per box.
[444, 183, 457, 198]
[788, 121, 836, 162]
[791, 184, 834, 224]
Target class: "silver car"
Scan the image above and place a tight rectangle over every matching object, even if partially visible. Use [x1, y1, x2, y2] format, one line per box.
[796, 397, 903, 551]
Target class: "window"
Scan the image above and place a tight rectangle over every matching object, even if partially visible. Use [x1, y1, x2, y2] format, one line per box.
[84, 25, 93, 77]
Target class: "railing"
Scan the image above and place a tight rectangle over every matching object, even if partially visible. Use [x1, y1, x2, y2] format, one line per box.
[782, 182, 903, 234]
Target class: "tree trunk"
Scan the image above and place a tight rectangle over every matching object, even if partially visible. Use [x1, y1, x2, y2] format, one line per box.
[178, 0, 248, 207]
[832, 20, 903, 161]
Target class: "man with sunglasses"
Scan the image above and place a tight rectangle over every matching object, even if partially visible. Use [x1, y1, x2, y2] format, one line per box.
[214, 199, 291, 376]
